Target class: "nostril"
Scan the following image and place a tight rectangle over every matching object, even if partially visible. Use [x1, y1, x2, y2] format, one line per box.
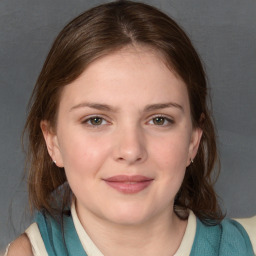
[116, 156, 143, 163]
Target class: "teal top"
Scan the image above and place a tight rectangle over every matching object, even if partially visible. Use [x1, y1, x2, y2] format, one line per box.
[36, 211, 254, 256]
[190, 218, 254, 256]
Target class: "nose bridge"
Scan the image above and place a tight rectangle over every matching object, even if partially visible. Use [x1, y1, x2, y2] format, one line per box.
[113, 122, 147, 164]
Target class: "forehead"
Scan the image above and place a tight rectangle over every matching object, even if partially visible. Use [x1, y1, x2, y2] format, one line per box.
[83, 45, 178, 81]
[59, 46, 190, 111]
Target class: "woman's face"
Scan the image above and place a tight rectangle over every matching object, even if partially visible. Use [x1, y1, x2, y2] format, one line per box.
[42, 47, 202, 226]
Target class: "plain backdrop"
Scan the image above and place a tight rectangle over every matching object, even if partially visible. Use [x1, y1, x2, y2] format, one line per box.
[0, 0, 255, 249]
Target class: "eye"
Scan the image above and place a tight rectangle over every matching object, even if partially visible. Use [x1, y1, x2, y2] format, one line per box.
[148, 115, 174, 126]
[83, 116, 108, 126]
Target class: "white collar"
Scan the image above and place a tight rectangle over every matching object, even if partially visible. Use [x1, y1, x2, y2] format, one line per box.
[71, 201, 196, 256]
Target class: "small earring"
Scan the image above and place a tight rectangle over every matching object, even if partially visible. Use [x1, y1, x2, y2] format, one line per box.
[190, 158, 194, 164]
[53, 160, 57, 164]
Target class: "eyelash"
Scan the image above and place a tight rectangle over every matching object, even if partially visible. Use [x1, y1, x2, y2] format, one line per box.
[147, 115, 174, 126]
[82, 116, 109, 127]
[81, 114, 174, 128]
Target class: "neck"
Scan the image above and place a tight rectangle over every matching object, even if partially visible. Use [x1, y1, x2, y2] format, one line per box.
[76, 204, 187, 256]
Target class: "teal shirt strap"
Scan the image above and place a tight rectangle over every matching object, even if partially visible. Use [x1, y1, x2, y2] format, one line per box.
[36, 211, 88, 256]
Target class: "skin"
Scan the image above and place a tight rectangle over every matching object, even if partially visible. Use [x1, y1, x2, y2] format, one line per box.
[5, 234, 33, 256]
[40, 46, 202, 256]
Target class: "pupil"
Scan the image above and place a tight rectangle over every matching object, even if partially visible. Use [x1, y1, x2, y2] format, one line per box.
[92, 117, 102, 125]
[154, 117, 164, 125]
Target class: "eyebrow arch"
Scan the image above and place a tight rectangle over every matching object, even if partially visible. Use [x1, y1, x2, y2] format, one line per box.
[144, 102, 184, 112]
[70, 102, 117, 112]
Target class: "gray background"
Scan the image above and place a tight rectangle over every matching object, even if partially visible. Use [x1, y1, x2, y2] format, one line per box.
[0, 0, 255, 249]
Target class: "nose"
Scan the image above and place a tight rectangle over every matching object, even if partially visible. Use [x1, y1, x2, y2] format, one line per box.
[113, 125, 148, 165]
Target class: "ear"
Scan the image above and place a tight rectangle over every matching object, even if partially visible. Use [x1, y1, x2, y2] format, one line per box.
[187, 127, 203, 166]
[40, 120, 64, 168]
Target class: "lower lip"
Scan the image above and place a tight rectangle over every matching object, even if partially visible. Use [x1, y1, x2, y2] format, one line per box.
[104, 180, 153, 194]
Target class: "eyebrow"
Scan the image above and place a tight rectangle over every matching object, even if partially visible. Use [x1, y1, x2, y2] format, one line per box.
[144, 102, 183, 112]
[70, 102, 183, 112]
[70, 102, 117, 112]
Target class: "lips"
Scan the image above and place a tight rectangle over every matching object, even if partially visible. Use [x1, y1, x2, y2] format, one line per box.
[103, 175, 154, 194]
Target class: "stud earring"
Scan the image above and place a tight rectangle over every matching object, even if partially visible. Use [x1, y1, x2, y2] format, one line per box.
[190, 158, 194, 164]
[53, 160, 57, 164]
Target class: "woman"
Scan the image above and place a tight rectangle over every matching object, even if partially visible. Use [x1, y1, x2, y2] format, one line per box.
[5, 1, 256, 255]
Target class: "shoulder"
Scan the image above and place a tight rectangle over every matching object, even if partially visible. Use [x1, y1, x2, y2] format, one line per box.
[220, 218, 256, 255]
[191, 218, 255, 255]
[197, 217, 254, 240]
[6, 234, 33, 256]
[220, 218, 253, 241]
[234, 215, 256, 254]
[234, 215, 256, 237]
[25, 222, 48, 256]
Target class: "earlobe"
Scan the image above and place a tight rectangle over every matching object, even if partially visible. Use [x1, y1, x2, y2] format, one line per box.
[40, 120, 64, 167]
[187, 127, 203, 166]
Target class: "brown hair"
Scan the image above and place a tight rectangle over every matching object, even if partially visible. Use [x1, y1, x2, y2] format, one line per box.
[24, 0, 224, 224]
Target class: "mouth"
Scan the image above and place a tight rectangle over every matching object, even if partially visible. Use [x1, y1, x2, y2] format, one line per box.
[103, 175, 154, 194]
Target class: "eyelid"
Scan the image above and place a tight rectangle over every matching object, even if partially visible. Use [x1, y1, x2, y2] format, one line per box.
[81, 114, 111, 126]
[146, 114, 174, 125]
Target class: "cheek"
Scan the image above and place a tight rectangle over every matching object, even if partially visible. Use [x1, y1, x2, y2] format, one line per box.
[58, 131, 111, 178]
[150, 133, 191, 170]
[147, 134, 190, 207]
[60, 135, 111, 201]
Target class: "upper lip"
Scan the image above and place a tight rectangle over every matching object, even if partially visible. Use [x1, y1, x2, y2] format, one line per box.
[103, 175, 153, 182]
